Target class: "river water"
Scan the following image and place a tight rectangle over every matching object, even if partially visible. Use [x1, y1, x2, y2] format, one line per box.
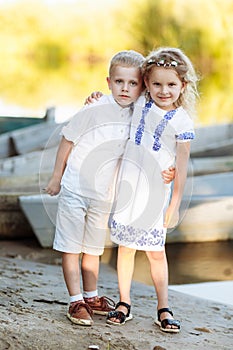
[132, 240, 233, 285]
[0, 238, 232, 286]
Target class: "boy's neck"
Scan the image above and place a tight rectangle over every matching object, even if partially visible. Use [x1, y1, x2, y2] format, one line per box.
[113, 98, 134, 109]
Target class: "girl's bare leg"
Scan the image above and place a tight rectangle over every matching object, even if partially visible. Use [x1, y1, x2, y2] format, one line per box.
[109, 245, 136, 321]
[146, 249, 178, 330]
[118, 246, 136, 303]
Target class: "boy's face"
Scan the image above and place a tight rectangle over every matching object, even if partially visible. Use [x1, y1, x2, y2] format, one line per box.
[107, 65, 143, 107]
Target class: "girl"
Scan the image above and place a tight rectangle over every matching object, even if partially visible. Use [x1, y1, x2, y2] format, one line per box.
[107, 47, 199, 333]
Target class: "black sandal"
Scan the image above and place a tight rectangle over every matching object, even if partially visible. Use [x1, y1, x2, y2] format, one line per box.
[106, 301, 133, 326]
[155, 308, 180, 333]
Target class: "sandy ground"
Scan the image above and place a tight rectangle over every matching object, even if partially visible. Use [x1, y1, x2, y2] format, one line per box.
[0, 240, 233, 350]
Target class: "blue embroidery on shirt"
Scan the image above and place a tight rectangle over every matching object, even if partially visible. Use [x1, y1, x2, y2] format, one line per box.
[111, 219, 165, 247]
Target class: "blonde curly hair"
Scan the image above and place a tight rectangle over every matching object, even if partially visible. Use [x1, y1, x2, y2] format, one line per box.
[142, 47, 199, 118]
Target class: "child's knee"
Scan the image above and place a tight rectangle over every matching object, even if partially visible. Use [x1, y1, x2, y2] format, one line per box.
[118, 245, 136, 257]
[146, 250, 165, 262]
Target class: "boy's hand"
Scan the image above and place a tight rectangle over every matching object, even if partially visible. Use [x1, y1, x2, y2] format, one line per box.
[84, 91, 103, 105]
[162, 166, 176, 184]
[44, 178, 61, 196]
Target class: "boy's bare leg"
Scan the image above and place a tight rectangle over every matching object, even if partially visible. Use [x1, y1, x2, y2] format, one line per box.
[81, 253, 115, 315]
[146, 250, 178, 330]
[62, 252, 81, 296]
[81, 253, 99, 292]
[62, 252, 93, 325]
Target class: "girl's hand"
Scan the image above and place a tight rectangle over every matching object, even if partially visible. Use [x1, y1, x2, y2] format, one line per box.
[162, 166, 175, 184]
[84, 91, 103, 105]
[164, 205, 179, 228]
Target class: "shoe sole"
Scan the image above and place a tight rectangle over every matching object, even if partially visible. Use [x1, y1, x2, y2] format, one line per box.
[67, 312, 93, 326]
[92, 310, 110, 316]
[154, 320, 180, 333]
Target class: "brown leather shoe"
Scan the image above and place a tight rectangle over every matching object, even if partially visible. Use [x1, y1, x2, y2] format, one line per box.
[67, 301, 93, 326]
[84, 296, 115, 315]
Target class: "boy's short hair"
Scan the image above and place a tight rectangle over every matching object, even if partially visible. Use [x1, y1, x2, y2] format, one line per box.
[109, 50, 145, 77]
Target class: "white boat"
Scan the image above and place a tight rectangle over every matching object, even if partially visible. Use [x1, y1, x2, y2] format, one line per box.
[19, 194, 58, 248]
[0, 118, 64, 159]
[1, 120, 232, 159]
[167, 172, 233, 243]
[9, 120, 63, 155]
[2, 120, 233, 245]
[191, 122, 233, 157]
[0, 121, 61, 239]
[189, 155, 233, 176]
[19, 172, 233, 247]
[1, 143, 232, 179]
[19, 193, 114, 248]
[0, 175, 41, 240]
[0, 144, 60, 241]
[0, 146, 58, 177]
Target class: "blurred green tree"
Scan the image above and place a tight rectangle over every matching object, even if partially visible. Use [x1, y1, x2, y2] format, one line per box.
[0, 0, 232, 124]
[125, 0, 233, 123]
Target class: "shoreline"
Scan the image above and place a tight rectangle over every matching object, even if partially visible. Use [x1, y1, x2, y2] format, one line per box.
[0, 252, 233, 349]
[169, 281, 233, 306]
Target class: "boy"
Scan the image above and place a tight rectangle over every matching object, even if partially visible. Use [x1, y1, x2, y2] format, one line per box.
[45, 50, 145, 326]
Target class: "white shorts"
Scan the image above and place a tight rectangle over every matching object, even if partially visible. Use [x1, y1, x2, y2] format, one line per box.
[53, 187, 113, 255]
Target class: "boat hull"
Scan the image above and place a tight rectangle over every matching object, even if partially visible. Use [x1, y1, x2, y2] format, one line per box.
[19, 194, 58, 248]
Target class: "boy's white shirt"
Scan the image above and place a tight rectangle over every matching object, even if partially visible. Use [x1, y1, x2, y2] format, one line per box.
[61, 94, 133, 201]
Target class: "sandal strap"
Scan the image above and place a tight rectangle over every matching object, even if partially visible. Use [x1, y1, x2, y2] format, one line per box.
[161, 318, 180, 329]
[115, 301, 131, 317]
[157, 307, 173, 321]
[107, 310, 126, 324]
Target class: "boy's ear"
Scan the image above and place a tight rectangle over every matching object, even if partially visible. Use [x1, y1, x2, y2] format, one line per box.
[106, 77, 111, 90]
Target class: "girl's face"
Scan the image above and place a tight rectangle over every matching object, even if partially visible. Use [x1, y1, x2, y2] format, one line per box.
[145, 67, 186, 111]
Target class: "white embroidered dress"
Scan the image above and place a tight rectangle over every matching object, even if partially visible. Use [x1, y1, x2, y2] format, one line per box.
[110, 96, 195, 251]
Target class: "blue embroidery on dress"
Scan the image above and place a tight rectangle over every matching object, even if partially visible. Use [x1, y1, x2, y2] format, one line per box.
[152, 109, 177, 151]
[135, 99, 153, 145]
[111, 219, 165, 247]
[176, 132, 195, 140]
[134, 101, 177, 152]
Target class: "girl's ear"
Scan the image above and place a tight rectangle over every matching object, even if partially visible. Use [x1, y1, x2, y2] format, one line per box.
[181, 81, 187, 94]
[106, 77, 111, 90]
